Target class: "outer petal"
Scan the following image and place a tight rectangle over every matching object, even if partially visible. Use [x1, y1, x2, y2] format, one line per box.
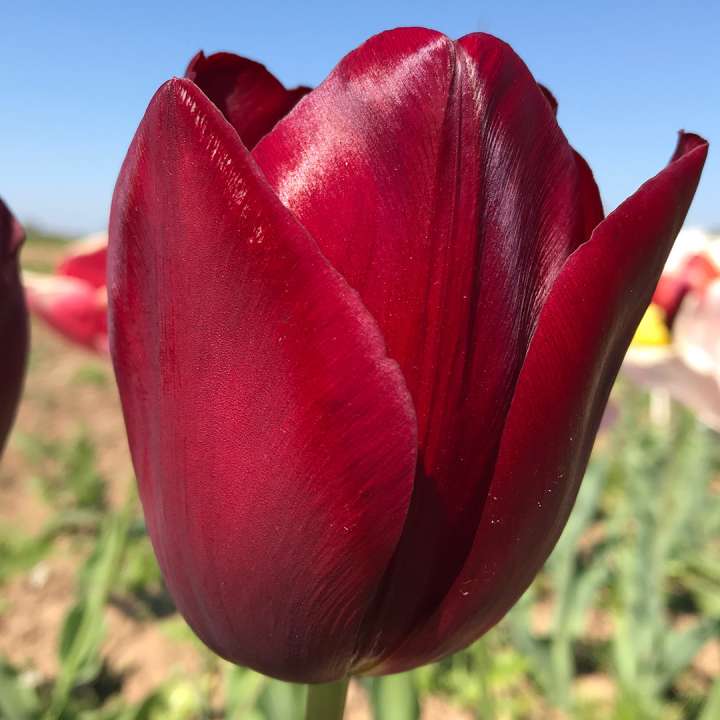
[108, 78, 416, 682]
[538, 84, 605, 243]
[0, 198, 28, 455]
[185, 51, 310, 149]
[373, 133, 708, 672]
[254, 28, 603, 654]
[24, 271, 108, 353]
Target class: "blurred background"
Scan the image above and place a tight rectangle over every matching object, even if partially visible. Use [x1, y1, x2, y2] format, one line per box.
[1, 1, 719, 719]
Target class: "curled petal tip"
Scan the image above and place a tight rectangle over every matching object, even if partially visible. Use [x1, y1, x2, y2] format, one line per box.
[183, 50, 310, 148]
[673, 131, 709, 159]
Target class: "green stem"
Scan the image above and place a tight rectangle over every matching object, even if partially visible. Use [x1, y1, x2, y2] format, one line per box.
[304, 678, 350, 720]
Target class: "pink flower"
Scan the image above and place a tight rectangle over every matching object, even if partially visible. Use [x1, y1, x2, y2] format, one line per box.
[24, 234, 109, 353]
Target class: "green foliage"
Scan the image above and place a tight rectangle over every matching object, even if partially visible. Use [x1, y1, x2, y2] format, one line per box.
[0, 527, 55, 585]
[46, 500, 133, 720]
[0, 660, 41, 720]
[19, 432, 107, 513]
[367, 674, 419, 720]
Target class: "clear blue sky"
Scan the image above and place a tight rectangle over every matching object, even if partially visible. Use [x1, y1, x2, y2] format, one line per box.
[1, 1, 717, 234]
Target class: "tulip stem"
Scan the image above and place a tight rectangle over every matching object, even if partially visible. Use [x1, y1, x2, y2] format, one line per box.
[304, 678, 350, 720]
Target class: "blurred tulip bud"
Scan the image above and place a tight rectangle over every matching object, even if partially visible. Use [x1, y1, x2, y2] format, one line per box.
[24, 233, 108, 353]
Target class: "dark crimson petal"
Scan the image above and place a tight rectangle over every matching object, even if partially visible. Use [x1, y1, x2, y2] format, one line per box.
[57, 237, 107, 289]
[254, 28, 602, 656]
[108, 78, 416, 682]
[185, 51, 310, 149]
[572, 149, 605, 247]
[372, 132, 708, 673]
[0, 198, 28, 455]
[538, 83, 558, 113]
[538, 83, 606, 242]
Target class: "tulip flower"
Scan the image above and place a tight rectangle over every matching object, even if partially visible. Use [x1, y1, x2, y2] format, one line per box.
[24, 233, 109, 353]
[24, 55, 306, 354]
[109, 27, 707, 696]
[0, 197, 28, 455]
[624, 229, 720, 429]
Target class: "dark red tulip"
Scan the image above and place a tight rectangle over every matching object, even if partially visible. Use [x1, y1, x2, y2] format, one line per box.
[0, 198, 28, 455]
[109, 28, 708, 682]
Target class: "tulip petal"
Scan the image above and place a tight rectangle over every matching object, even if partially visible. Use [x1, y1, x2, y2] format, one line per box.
[57, 233, 108, 289]
[0, 198, 28, 454]
[109, 78, 416, 682]
[255, 28, 604, 651]
[185, 51, 310, 149]
[538, 84, 605, 245]
[24, 271, 108, 353]
[373, 132, 708, 672]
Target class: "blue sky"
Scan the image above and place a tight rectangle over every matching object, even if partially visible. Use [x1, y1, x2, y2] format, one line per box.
[1, 1, 717, 234]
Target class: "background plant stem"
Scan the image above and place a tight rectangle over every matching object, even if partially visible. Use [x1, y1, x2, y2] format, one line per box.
[305, 678, 349, 720]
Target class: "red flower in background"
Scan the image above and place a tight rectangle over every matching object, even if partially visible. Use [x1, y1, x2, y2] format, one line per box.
[109, 29, 707, 682]
[653, 231, 719, 327]
[24, 52, 305, 353]
[24, 234, 109, 353]
[0, 198, 28, 455]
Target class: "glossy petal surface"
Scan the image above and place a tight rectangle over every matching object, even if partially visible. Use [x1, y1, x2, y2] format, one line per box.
[254, 28, 603, 653]
[374, 133, 708, 672]
[0, 198, 28, 454]
[109, 78, 416, 682]
[186, 51, 310, 149]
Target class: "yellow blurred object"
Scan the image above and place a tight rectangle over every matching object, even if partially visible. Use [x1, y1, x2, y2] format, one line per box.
[631, 304, 670, 347]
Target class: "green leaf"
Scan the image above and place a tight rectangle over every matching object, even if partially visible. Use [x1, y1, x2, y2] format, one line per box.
[699, 677, 720, 720]
[224, 664, 267, 719]
[369, 673, 419, 720]
[43, 502, 133, 720]
[658, 619, 719, 691]
[0, 659, 40, 720]
[258, 679, 306, 720]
